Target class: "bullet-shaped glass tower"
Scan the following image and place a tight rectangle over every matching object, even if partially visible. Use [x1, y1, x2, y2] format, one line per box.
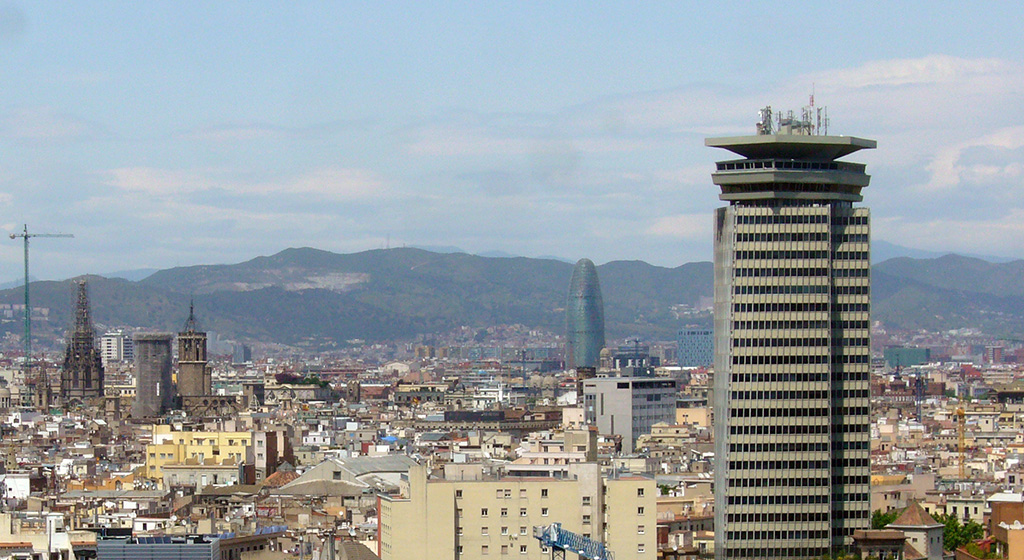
[710, 108, 874, 559]
[566, 258, 606, 370]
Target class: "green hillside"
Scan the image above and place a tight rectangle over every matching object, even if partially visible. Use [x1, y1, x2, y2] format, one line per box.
[2, 248, 1023, 349]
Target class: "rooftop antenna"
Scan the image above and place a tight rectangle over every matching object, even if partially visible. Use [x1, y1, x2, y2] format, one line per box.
[756, 106, 774, 135]
[8, 224, 74, 386]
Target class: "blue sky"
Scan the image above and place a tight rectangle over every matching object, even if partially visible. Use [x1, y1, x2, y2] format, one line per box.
[2, 2, 1024, 279]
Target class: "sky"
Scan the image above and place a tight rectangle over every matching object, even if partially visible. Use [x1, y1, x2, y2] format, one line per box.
[2, 1, 1024, 280]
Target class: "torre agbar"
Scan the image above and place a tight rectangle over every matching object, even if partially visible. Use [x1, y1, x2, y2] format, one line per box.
[709, 108, 874, 559]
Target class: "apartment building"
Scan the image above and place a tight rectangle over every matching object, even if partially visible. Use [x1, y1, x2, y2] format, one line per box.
[379, 463, 655, 560]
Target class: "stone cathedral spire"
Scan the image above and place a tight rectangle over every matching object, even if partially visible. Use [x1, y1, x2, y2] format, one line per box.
[61, 279, 104, 406]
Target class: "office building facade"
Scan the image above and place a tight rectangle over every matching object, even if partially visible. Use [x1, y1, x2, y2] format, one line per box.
[582, 376, 677, 452]
[100, 330, 135, 366]
[678, 327, 713, 367]
[709, 110, 874, 559]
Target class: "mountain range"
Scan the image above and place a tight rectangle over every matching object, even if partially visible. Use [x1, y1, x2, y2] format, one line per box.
[0, 248, 1021, 349]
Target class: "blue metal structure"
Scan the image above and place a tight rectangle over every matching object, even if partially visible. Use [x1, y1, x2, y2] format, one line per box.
[533, 523, 614, 560]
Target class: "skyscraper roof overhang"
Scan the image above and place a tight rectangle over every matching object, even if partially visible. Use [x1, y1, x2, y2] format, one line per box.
[705, 134, 876, 160]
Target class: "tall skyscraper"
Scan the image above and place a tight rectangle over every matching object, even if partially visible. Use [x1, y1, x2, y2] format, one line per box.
[61, 280, 104, 405]
[709, 108, 874, 559]
[566, 258, 606, 370]
[133, 333, 174, 418]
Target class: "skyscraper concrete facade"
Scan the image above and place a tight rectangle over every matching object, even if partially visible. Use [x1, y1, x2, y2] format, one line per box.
[709, 110, 874, 559]
[566, 258, 605, 370]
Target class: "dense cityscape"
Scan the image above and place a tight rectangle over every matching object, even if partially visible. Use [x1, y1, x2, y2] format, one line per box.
[0, 105, 1022, 560]
[3, 4, 1023, 560]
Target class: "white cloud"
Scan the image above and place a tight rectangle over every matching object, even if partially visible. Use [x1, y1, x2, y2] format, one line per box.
[644, 214, 709, 239]
[813, 55, 1010, 89]
[875, 211, 1024, 256]
[280, 167, 386, 200]
[105, 167, 212, 195]
[103, 166, 389, 201]
[1, 107, 95, 141]
[919, 126, 1024, 192]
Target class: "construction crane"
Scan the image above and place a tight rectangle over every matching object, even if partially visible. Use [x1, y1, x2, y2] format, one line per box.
[956, 407, 966, 479]
[533, 523, 613, 560]
[8, 225, 74, 380]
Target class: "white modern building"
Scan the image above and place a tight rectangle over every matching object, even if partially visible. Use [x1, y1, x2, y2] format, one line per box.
[582, 376, 677, 452]
[100, 329, 134, 365]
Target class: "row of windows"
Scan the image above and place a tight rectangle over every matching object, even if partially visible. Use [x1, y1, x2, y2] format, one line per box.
[834, 251, 869, 260]
[832, 509, 870, 519]
[733, 303, 829, 313]
[731, 373, 827, 383]
[736, 232, 828, 242]
[734, 267, 870, 278]
[834, 406, 869, 416]
[733, 337, 868, 348]
[726, 547, 828, 558]
[834, 285, 870, 295]
[725, 530, 829, 541]
[734, 355, 827, 365]
[834, 216, 869, 225]
[730, 424, 830, 435]
[728, 459, 829, 470]
[736, 214, 829, 225]
[727, 494, 828, 505]
[732, 354, 869, 365]
[736, 250, 829, 260]
[461, 488, 550, 501]
[730, 475, 828, 487]
[730, 372, 867, 384]
[832, 458, 870, 467]
[728, 423, 869, 436]
[736, 267, 829, 277]
[832, 476, 871, 485]
[832, 441, 871, 451]
[833, 491, 870, 501]
[731, 390, 828, 400]
[727, 512, 828, 523]
[730, 407, 828, 419]
[469, 506, 549, 519]
[732, 319, 870, 329]
[734, 284, 828, 295]
[831, 370, 871, 381]
[735, 232, 869, 243]
[840, 233, 869, 242]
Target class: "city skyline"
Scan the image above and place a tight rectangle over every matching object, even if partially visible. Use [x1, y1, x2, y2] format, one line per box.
[1, 3, 1023, 280]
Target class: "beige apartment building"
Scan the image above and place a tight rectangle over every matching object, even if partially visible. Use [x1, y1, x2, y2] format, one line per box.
[378, 463, 655, 560]
[145, 425, 252, 480]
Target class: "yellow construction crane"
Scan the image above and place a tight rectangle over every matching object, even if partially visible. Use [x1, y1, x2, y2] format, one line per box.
[956, 407, 966, 479]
